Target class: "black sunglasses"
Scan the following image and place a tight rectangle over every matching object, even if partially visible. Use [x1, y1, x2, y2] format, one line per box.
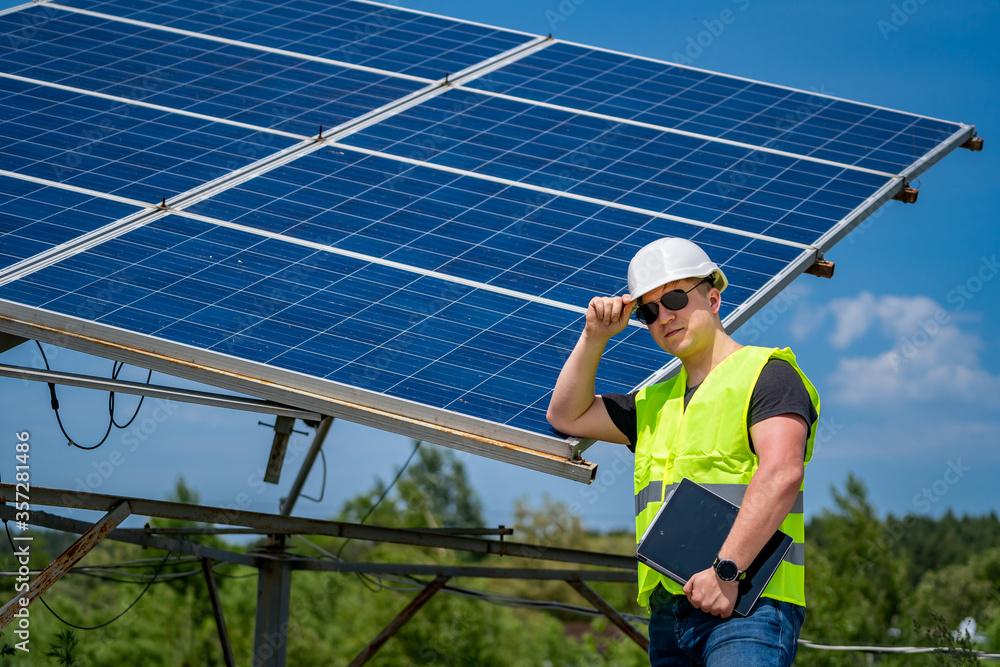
[633, 278, 714, 325]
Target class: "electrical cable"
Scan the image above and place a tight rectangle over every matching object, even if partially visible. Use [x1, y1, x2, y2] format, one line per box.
[335, 439, 421, 561]
[297, 448, 326, 503]
[34, 341, 152, 450]
[1, 510, 173, 630]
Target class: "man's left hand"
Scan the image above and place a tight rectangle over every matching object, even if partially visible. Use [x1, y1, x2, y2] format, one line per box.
[683, 568, 738, 618]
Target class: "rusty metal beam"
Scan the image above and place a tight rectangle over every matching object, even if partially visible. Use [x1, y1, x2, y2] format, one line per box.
[0, 363, 321, 420]
[566, 576, 649, 652]
[201, 559, 236, 667]
[0, 501, 131, 630]
[292, 560, 635, 581]
[0, 504, 257, 567]
[280, 415, 333, 515]
[347, 575, 450, 667]
[253, 557, 293, 667]
[1, 485, 637, 571]
[264, 415, 296, 484]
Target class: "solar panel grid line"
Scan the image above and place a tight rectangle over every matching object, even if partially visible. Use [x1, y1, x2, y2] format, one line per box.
[0, 297, 596, 481]
[0, 39, 564, 289]
[159, 204, 624, 323]
[0, 1, 30, 17]
[0, 71, 309, 143]
[0, 205, 168, 288]
[325, 140, 814, 251]
[333, 92, 896, 248]
[44, 1, 436, 84]
[556, 38, 967, 129]
[0, 168, 152, 213]
[812, 123, 973, 254]
[450, 85, 899, 179]
[443, 34, 552, 88]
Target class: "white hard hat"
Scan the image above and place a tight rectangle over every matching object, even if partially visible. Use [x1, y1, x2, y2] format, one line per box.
[627, 237, 728, 299]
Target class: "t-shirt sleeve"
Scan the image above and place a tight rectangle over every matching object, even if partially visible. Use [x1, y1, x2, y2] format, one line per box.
[748, 358, 817, 453]
[601, 392, 638, 451]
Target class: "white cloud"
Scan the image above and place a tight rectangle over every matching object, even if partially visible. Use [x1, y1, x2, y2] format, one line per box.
[803, 292, 999, 407]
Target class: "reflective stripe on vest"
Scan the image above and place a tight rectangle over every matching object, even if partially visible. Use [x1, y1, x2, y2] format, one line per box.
[632, 346, 819, 609]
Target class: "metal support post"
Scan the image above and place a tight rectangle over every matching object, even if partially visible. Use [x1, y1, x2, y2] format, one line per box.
[0, 500, 131, 630]
[566, 576, 649, 652]
[264, 416, 296, 484]
[347, 575, 451, 666]
[253, 556, 294, 667]
[280, 415, 333, 516]
[201, 559, 236, 667]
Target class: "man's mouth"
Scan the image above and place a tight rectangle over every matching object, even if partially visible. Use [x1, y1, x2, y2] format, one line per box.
[664, 327, 683, 338]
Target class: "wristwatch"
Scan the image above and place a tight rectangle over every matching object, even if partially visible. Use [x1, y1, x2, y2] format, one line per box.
[713, 557, 746, 582]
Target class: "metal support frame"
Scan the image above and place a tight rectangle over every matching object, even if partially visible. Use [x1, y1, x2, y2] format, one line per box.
[0, 500, 645, 667]
[280, 416, 334, 516]
[253, 557, 294, 667]
[0, 363, 321, 420]
[0, 500, 131, 629]
[264, 415, 296, 484]
[0, 485, 636, 570]
[347, 575, 451, 667]
[0, 333, 25, 354]
[201, 558, 236, 667]
[566, 576, 649, 652]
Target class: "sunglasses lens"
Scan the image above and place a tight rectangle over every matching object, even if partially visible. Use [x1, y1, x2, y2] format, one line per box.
[660, 290, 689, 311]
[636, 304, 657, 325]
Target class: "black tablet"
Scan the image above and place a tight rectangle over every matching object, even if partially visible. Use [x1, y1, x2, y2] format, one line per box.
[635, 477, 793, 616]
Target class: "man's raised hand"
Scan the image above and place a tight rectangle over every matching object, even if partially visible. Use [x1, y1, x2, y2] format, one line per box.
[585, 294, 633, 340]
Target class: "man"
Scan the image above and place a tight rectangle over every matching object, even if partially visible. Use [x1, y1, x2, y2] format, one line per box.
[547, 237, 818, 666]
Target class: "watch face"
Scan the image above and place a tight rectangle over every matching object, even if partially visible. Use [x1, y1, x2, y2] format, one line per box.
[716, 559, 739, 581]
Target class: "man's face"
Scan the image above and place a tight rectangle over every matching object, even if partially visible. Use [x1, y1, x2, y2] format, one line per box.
[638, 277, 718, 357]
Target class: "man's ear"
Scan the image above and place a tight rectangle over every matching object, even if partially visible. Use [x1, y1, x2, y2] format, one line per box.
[709, 288, 722, 314]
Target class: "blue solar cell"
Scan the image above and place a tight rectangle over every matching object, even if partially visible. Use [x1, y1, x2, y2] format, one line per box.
[0, 176, 141, 271]
[341, 90, 892, 245]
[55, 0, 533, 80]
[0, 215, 671, 437]
[184, 148, 804, 312]
[465, 42, 962, 173]
[0, 8, 424, 136]
[0, 77, 298, 202]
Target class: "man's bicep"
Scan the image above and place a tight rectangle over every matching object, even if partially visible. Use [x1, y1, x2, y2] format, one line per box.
[749, 413, 808, 467]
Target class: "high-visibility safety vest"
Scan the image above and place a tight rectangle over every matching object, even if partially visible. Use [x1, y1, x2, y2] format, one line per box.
[633, 346, 819, 608]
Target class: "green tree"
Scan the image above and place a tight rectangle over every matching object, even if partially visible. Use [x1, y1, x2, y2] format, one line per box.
[799, 474, 913, 666]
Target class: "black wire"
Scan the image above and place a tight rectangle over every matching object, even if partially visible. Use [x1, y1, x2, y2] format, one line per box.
[336, 440, 421, 561]
[1, 506, 173, 631]
[297, 448, 326, 503]
[109, 360, 151, 429]
[34, 341, 151, 450]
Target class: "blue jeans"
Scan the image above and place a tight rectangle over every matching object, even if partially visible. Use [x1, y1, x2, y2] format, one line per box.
[648, 586, 804, 666]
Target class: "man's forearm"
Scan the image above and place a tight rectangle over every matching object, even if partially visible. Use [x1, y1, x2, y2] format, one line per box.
[718, 462, 803, 571]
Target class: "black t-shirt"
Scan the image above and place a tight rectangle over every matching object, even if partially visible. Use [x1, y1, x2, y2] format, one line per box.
[602, 358, 817, 453]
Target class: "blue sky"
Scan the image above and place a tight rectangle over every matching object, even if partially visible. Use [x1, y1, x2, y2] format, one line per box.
[0, 0, 996, 535]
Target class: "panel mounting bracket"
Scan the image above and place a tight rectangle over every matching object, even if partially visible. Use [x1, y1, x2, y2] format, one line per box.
[804, 256, 835, 279]
[264, 416, 297, 484]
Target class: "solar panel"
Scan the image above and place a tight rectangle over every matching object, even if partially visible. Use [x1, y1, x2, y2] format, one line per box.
[0, 0, 975, 481]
